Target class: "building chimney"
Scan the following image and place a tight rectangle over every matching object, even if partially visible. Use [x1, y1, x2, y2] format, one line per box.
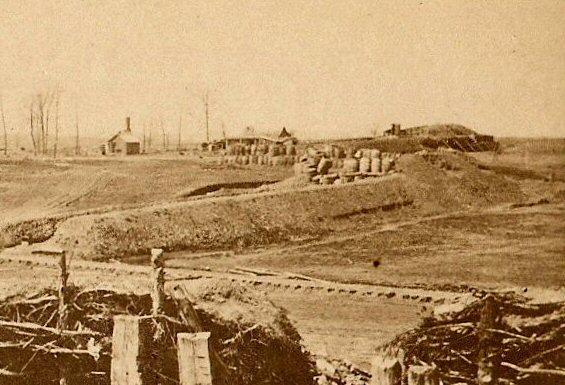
[125, 117, 131, 132]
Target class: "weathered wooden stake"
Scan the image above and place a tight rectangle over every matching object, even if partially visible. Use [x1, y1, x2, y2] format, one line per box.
[177, 332, 213, 385]
[371, 355, 402, 385]
[111, 316, 147, 385]
[478, 294, 499, 385]
[57, 249, 69, 385]
[151, 248, 165, 316]
[407, 365, 440, 385]
[57, 250, 69, 332]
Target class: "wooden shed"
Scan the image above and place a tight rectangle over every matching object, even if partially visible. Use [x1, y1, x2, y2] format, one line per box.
[103, 117, 141, 155]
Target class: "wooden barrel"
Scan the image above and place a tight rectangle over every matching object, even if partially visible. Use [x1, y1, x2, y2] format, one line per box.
[371, 158, 382, 173]
[382, 157, 392, 172]
[306, 156, 320, 168]
[317, 158, 333, 175]
[359, 157, 371, 173]
[286, 144, 297, 156]
[333, 146, 344, 159]
[268, 144, 279, 157]
[343, 158, 359, 173]
[272, 155, 285, 166]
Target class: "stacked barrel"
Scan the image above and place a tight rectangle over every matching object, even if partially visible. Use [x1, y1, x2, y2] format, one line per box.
[294, 145, 400, 185]
[220, 142, 298, 167]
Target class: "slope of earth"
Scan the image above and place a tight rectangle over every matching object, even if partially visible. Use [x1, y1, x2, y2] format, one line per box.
[44, 152, 528, 261]
[0, 156, 292, 248]
[161, 203, 565, 291]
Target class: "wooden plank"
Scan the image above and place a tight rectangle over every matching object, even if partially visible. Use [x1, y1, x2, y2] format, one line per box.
[177, 332, 212, 385]
[111, 316, 144, 385]
[371, 355, 402, 385]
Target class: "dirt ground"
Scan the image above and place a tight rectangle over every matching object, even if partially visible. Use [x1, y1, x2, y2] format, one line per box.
[158, 203, 565, 291]
[0, 155, 292, 223]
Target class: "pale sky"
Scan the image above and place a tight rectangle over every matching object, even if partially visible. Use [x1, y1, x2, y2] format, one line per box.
[1, 0, 564, 142]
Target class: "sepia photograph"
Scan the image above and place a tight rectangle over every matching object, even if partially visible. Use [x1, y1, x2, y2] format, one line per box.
[0, 1, 563, 384]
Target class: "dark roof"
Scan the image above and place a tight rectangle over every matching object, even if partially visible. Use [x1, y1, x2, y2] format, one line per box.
[279, 127, 292, 138]
[108, 130, 141, 144]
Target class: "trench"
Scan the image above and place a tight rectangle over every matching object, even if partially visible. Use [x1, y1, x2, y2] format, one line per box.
[178, 180, 280, 198]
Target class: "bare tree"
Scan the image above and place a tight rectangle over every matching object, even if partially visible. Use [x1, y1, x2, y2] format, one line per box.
[29, 100, 37, 155]
[53, 89, 61, 158]
[27, 89, 58, 156]
[159, 117, 167, 151]
[35, 91, 52, 155]
[0, 94, 7, 156]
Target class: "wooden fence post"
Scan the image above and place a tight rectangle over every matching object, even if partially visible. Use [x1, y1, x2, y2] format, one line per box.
[407, 365, 440, 385]
[477, 295, 499, 385]
[56, 249, 69, 385]
[111, 315, 148, 385]
[371, 355, 402, 385]
[177, 332, 213, 385]
[151, 248, 165, 316]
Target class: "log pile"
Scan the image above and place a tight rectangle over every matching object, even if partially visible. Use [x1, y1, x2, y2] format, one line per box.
[0, 285, 315, 385]
[380, 293, 565, 385]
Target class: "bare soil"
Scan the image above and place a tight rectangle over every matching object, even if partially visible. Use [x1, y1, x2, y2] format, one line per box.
[156, 203, 565, 291]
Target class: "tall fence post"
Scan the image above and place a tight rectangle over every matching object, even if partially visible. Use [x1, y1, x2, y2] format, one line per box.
[111, 315, 148, 385]
[151, 248, 165, 316]
[478, 295, 499, 385]
[371, 355, 402, 385]
[56, 249, 69, 385]
[177, 332, 213, 385]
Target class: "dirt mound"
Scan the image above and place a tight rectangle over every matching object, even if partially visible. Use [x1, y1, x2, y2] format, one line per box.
[381, 293, 565, 385]
[51, 176, 413, 261]
[31, 152, 523, 261]
[0, 280, 314, 385]
[397, 152, 524, 211]
[404, 124, 477, 137]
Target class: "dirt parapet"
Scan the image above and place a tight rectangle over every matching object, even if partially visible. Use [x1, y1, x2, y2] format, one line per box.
[52, 177, 412, 261]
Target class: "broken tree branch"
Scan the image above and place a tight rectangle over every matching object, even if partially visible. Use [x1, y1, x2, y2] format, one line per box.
[501, 362, 565, 377]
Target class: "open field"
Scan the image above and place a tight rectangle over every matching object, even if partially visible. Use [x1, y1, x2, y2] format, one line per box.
[153, 203, 565, 291]
[0, 155, 292, 222]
